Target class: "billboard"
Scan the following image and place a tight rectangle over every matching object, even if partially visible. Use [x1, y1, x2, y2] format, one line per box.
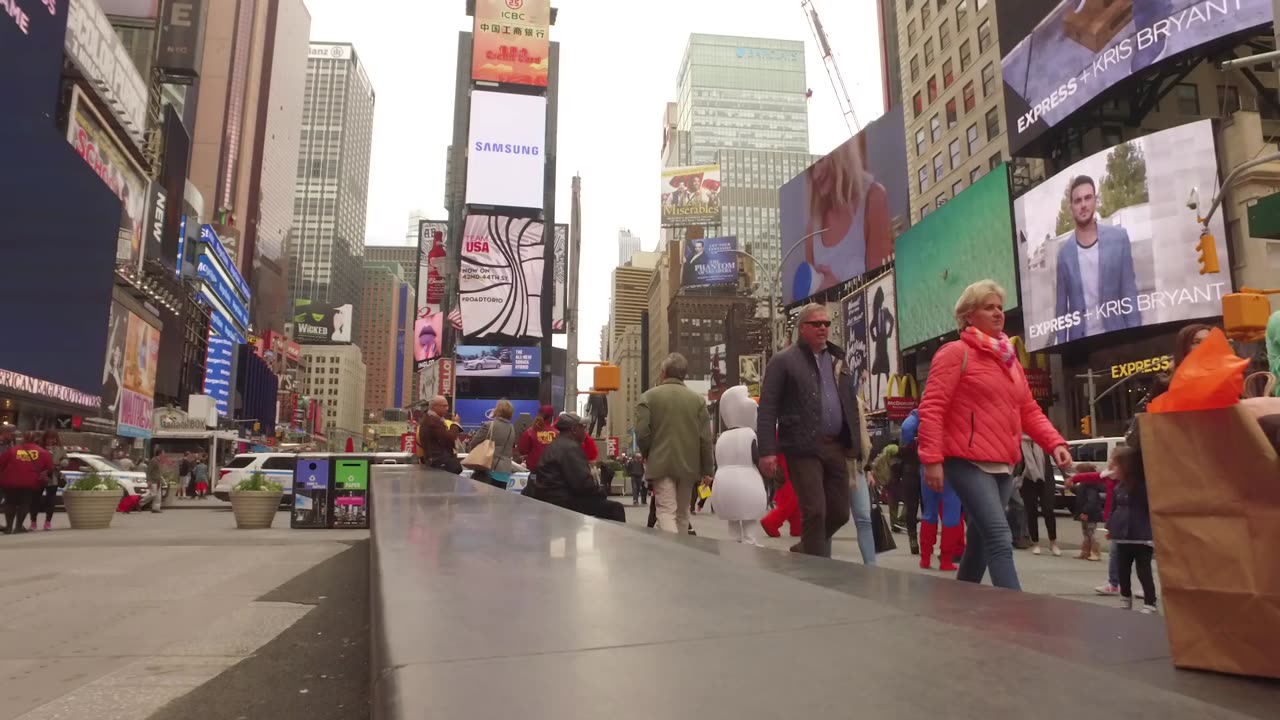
[861, 274, 898, 414]
[552, 223, 567, 332]
[413, 311, 443, 364]
[101, 303, 129, 420]
[471, 0, 551, 87]
[896, 166, 1018, 350]
[682, 236, 738, 287]
[197, 254, 251, 330]
[459, 215, 545, 339]
[841, 290, 868, 399]
[156, 0, 205, 82]
[118, 310, 159, 438]
[415, 219, 448, 367]
[1014, 120, 1230, 351]
[292, 301, 354, 344]
[780, 107, 910, 305]
[3, 0, 70, 132]
[455, 346, 541, 377]
[66, 87, 147, 272]
[999, 0, 1270, 154]
[738, 354, 764, 397]
[660, 164, 721, 227]
[465, 91, 546, 209]
[65, 0, 149, 148]
[455, 398, 541, 429]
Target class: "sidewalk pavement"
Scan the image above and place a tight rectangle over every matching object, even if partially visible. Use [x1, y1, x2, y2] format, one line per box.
[621, 503, 1161, 610]
[0, 507, 365, 720]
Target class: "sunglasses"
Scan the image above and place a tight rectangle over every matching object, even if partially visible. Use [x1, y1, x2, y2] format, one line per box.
[803, 320, 832, 328]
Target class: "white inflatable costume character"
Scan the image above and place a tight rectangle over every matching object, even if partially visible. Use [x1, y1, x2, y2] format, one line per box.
[711, 385, 768, 544]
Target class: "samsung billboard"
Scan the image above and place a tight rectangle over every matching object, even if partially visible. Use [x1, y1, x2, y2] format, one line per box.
[464, 91, 546, 209]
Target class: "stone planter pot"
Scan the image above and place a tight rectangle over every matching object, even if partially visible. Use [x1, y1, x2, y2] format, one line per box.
[63, 491, 119, 529]
[229, 490, 284, 529]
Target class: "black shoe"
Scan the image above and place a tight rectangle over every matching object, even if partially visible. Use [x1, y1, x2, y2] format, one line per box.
[12, 526, 28, 534]
[909, 536, 920, 555]
[891, 523, 904, 534]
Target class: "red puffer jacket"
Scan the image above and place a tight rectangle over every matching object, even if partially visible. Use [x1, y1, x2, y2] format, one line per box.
[917, 339, 1065, 466]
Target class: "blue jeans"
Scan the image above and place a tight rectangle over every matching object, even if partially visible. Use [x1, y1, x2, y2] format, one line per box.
[850, 469, 876, 566]
[945, 458, 1019, 590]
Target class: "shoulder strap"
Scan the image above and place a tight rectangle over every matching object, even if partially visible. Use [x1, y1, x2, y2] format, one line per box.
[960, 346, 968, 376]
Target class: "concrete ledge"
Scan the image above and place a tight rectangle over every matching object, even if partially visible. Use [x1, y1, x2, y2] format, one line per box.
[369, 465, 1279, 720]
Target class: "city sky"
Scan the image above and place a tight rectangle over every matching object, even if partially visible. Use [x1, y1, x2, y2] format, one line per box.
[304, 0, 887, 399]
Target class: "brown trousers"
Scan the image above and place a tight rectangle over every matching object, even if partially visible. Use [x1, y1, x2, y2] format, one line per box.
[786, 439, 851, 557]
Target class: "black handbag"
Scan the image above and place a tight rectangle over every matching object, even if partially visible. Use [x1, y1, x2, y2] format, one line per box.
[871, 502, 897, 553]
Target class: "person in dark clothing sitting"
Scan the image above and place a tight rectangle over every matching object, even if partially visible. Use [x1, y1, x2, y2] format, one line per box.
[527, 413, 626, 522]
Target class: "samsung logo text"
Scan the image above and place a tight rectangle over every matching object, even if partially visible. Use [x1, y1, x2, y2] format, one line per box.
[474, 141, 540, 156]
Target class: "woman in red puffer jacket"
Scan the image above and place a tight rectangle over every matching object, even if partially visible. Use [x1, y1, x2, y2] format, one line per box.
[0, 432, 53, 535]
[917, 280, 1072, 590]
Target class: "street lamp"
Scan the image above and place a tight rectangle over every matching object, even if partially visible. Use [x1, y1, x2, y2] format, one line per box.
[733, 227, 828, 357]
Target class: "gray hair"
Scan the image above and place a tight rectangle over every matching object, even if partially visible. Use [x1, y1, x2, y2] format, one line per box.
[797, 303, 828, 324]
[954, 280, 1007, 330]
[660, 352, 689, 380]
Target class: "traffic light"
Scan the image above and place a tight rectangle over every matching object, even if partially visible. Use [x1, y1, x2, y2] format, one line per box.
[253, 421, 261, 433]
[594, 364, 621, 392]
[1196, 232, 1220, 274]
[1080, 416, 1091, 437]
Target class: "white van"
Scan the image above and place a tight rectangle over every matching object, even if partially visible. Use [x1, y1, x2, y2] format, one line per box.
[213, 453, 297, 503]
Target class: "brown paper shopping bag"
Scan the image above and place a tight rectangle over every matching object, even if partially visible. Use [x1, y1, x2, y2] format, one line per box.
[1139, 407, 1280, 678]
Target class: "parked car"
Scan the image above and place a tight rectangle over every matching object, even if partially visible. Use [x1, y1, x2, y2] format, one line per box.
[213, 453, 296, 504]
[1053, 436, 1127, 511]
[54, 453, 151, 508]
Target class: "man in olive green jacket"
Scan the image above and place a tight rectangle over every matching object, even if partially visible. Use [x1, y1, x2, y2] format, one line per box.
[635, 353, 714, 534]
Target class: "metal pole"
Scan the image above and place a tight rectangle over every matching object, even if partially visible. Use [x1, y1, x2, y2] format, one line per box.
[1087, 370, 1097, 438]
[565, 175, 582, 411]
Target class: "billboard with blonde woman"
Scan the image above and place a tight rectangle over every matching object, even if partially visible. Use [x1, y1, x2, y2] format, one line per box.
[779, 107, 909, 305]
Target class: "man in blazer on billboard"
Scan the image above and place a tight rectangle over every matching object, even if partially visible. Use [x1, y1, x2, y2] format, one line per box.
[1054, 175, 1140, 346]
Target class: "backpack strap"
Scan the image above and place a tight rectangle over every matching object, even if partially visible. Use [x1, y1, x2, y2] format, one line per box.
[960, 346, 968, 376]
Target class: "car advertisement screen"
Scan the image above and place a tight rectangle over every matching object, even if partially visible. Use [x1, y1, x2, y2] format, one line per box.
[465, 91, 546, 209]
[292, 301, 353, 344]
[682, 236, 737, 287]
[999, 0, 1271, 154]
[455, 346, 541, 377]
[471, 0, 550, 87]
[780, 108, 910, 305]
[660, 164, 722, 227]
[1014, 119, 1230, 351]
[896, 166, 1018, 350]
[455, 398, 541, 429]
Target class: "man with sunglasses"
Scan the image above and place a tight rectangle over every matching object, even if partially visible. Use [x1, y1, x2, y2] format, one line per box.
[758, 304, 867, 557]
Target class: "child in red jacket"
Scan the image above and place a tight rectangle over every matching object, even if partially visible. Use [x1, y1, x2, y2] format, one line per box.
[1065, 464, 1106, 561]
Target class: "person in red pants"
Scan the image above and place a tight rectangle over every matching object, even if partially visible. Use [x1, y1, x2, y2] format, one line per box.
[759, 454, 803, 537]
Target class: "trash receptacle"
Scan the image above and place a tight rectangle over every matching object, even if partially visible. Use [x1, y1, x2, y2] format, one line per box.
[291, 456, 331, 529]
[332, 458, 369, 529]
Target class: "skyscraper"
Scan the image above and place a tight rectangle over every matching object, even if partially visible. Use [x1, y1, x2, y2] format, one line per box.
[618, 228, 641, 267]
[359, 261, 412, 417]
[288, 42, 376, 335]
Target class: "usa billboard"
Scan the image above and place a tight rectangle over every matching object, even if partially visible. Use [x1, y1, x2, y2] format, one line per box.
[1000, 0, 1271, 154]
[660, 164, 721, 228]
[459, 215, 545, 339]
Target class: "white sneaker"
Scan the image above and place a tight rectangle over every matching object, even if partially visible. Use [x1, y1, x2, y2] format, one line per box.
[1140, 604, 1158, 615]
[1050, 542, 1062, 557]
[1031, 545, 1042, 555]
[1121, 597, 1133, 610]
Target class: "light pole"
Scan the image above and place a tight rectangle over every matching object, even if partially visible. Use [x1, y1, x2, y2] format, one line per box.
[733, 227, 828, 357]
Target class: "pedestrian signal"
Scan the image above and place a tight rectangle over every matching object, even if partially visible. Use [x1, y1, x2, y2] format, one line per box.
[594, 364, 621, 392]
[1196, 232, 1220, 274]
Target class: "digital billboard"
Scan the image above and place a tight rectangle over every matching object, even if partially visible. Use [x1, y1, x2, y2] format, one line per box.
[471, 0, 550, 87]
[1014, 120, 1230, 351]
[896, 167, 1018, 350]
[3, 0, 70, 132]
[292, 301, 354, 344]
[999, 0, 1271, 154]
[465, 91, 546, 209]
[660, 164, 721, 227]
[66, 87, 147, 272]
[455, 346, 541, 377]
[459, 215, 545, 339]
[682, 236, 738, 287]
[841, 290, 867, 400]
[118, 310, 160, 438]
[552, 223, 567, 333]
[780, 107, 910, 305]
[415, 219, 448, 368]
[413, 310, 443, 364]
[455, 398, 541, 430]
[852, 274, 900, 415]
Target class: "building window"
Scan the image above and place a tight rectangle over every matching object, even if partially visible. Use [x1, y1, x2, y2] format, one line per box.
[924, 37, 934, 66]
[960, 40, 972, 71]
[978, 19, 992, 52]
[921, 1, 931, 23]
[921, 205, 931, 220]
[910, 54, 920, 82]
[936, 193, 947, 208]
[981, 62, 996, 97]
[969, 166, 982, 184]
[913, 91, 924, 117]
[966, 123, 980, 154]
[927, 76, 938, 103]
[908, 18, 918, 44]
[1217, 84, 1241, 114]
[946, 98, 958, 127]
[989, 151, 1002, 170]
[985, 106, 1000, 140]
[956, 0, 969, 30]
[930, 114, 942, 141]
[943, 58, 954, 88]
[915, 127, 926, 155]
[977, 0, 987, 10]
[949, 138, 962, 169]
[939, 18, 951, 50]
[952, 179, 964, 197]
[906, 0, 914, 8]
[918, 165, 928, 193]
[963, 81, 976, 112]
[1175, 83, 1200, 114]
[933, 152, 944, 181]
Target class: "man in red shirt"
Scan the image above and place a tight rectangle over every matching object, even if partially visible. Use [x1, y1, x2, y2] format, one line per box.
[516, 406, 558, 474]
[0, 432, 52, 534]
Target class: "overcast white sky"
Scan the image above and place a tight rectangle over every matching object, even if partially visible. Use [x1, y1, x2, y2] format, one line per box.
[304, 0, 886, 397]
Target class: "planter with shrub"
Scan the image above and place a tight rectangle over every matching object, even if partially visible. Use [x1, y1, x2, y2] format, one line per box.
[63, 472, 122, 529]
[229, 472, 284, 529]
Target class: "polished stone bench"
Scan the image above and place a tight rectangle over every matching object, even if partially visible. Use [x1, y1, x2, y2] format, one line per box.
[369, 464, 1277, 720]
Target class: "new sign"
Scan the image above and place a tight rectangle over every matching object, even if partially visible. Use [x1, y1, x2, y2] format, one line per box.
[65, 0, 149, 149]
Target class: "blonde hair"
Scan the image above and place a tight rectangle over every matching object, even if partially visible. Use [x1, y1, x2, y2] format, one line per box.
[807, 139, 867, 221]
[954, 280, 1007, 330]
[493, 399, 514, 420]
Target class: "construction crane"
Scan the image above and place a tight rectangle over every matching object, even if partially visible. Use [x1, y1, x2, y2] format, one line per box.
[802, 0, 860, 135]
